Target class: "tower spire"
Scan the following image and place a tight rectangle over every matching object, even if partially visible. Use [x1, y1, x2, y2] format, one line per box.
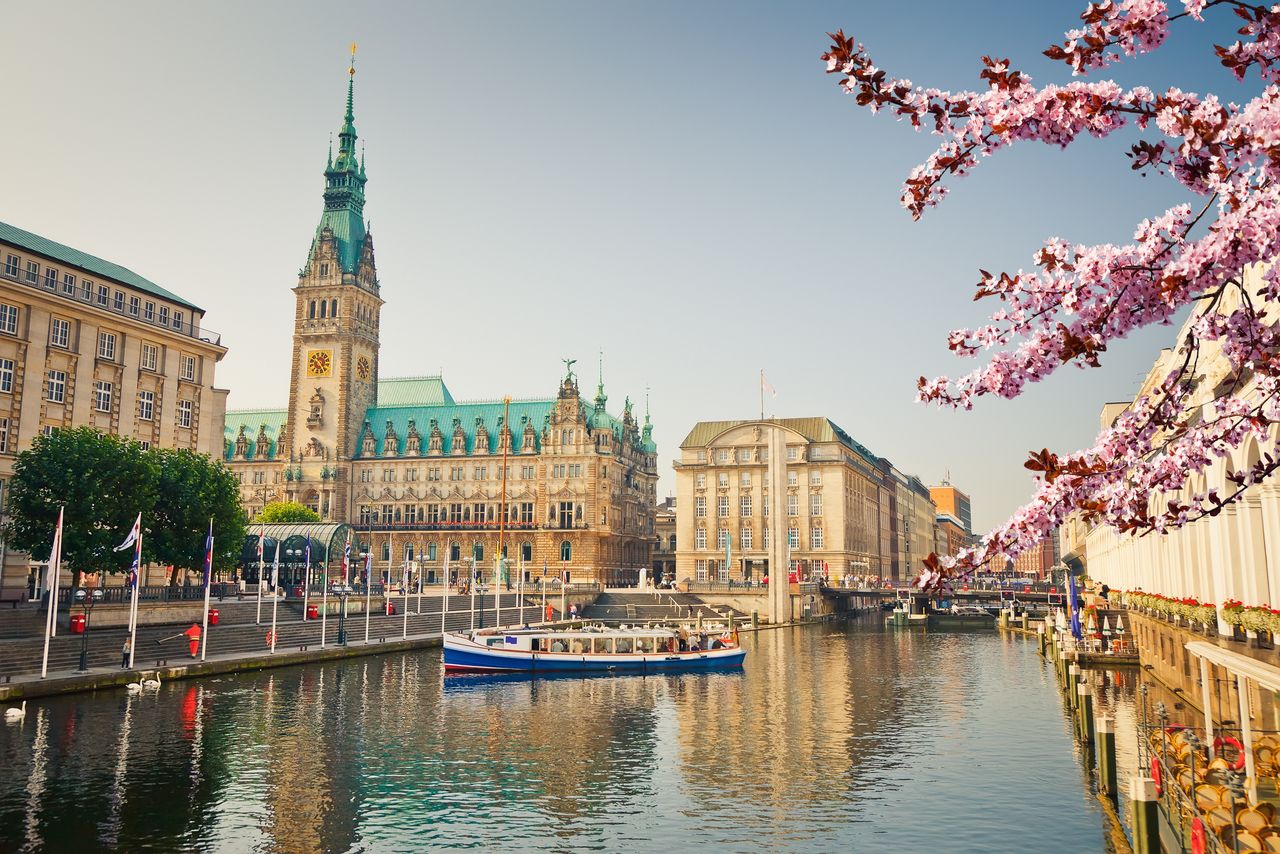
[594, 349, 607, 409]
[313, 42, 369, 275]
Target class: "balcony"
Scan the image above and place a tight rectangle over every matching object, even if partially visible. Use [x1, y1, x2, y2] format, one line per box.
[0, 265, 222, 346]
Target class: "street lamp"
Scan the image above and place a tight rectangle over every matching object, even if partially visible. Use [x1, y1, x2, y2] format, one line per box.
[73, 587, 104, 672]
[332, 582, 353, 645]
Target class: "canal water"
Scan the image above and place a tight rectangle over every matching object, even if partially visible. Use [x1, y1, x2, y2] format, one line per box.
[0, 618, 1124, 853]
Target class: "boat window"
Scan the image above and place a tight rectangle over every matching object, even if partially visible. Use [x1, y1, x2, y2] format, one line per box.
[635, 637, 651, 653]
[570, 638, 586, 654]
[616, 637, 633, 654]
[592, 637, 612, 654]
[549, 637, 569, 653]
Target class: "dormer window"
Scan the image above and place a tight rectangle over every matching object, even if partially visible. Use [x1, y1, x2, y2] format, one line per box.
[320, 262, 329, 276]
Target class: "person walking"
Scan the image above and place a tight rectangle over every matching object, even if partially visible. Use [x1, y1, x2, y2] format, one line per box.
[121, 637, 132, 669]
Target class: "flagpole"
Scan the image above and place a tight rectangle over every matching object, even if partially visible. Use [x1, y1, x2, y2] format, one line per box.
[128, 527, 141, 669]
[270, 542, 280, 653]
[256, 523, 264, 626]
[470, 558, 476, 632]
[320, 555, 328, 650]
[39, 508, 63, 679]
[364, 547, 372, 644]
[402, 547, 409, 639]
[760, 369, 764, 421]
[200, 518, 213, 661]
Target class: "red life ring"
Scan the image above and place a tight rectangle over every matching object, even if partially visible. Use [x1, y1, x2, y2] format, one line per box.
[265, 630, 276, 647]
[1213, 736, 1247, 770]
[1190, 817, 1206, 854]
[1151, 756, 1163, 796]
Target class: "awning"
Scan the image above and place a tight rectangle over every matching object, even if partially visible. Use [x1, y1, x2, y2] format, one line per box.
[1184, 641, 1280, 693]
[238, 523, 358, 567]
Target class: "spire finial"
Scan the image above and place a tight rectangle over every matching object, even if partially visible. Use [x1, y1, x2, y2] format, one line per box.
[594, 349, 607, 407]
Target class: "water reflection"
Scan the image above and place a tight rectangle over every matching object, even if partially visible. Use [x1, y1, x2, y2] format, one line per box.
[0, 620, 1116, 853]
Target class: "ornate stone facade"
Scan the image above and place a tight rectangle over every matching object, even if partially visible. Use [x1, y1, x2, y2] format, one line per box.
[223, 60, 657, 586]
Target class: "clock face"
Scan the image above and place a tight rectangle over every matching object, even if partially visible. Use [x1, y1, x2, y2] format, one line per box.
[356, 355, 371, 380]
[306, 350, 333, 378]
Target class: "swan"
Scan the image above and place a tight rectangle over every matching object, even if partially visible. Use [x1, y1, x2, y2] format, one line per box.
[125, 681, 143, 693]
[4, 701, 26, 722]
[141, 676, 161, 689]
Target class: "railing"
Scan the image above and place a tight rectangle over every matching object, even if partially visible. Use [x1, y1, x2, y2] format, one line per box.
[0, 265, 222, 346]
[350, 521, 589, 532]
[684, 581, 765, 594]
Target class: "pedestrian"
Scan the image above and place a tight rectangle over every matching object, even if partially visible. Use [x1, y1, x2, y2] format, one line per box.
[182, 623, 202, 659]
[238, 575, 246, 600]
[121, 637, 131, 669]
[569, 602, 579, 621]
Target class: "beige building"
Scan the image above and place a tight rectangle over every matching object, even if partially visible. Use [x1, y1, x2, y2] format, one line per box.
[1064, 263, 1280, 631]
[652, 496, 676, 583]
[0, 220, 228, 597]
[223, 61, 657, 587]
[674, 417, 932, 585]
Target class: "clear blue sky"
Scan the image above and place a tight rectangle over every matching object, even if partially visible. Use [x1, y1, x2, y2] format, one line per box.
[1, 2, 1253, 532]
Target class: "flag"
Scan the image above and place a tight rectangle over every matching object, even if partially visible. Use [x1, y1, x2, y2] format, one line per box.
[271, 542, 281, 590]
[342, 531, 352, 583]
[724, 531, 732, 575]
[304, 535, 312, 571]
[47, 508, 63, 593]
[115, 513, 142, 589]
[202, 520, 214, 588]
[114, 514, 141, 553]
[257, 525, 265, 562]
[1066, 572, 1082, 639]
[761, 371, 777, 398]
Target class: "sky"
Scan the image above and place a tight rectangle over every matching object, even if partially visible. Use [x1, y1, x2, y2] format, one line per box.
[1, 2, 1258, 533]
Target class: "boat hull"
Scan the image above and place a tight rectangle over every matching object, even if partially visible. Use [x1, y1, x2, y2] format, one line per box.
[443, 633, 745, 674]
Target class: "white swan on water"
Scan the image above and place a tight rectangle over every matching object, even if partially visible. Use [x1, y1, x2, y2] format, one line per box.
[4, 701, 26, 722]
[125, 682, 142, 693]
[141, 676, 161, 689]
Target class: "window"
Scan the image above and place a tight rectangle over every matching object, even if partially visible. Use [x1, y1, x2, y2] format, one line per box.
[810, 494, 823, 516]
[740, 495, 752, 517]
[695, 473, 706, 489]
[696, 560, 707, 582]
[158, 306, 169, 326]
[741, 527, 753, 549]
[359, 468, 372, 483]
[94, 381, 112, 413]
[812, 527, 825, 548]
[25, 261, 39, 283]
[113, 291, 124, 312]
[764, 527, 771, 548]
[552, 463, 565, 478]
[0, 304, 17, 335]
[173, 310, 183, 330]
[427, 467, 441, 481]
[449, 466, 464, 481]
[62, 273, 75, 295]
[810, 470, 822, 485]
[715, 449, 728, 463]
[97, 331, 117, 361]
[406, 468, 418, 481]
[359, 505, 372, 526]
[560, 540, 572, 562]
[787, 447, 798, 461]
[141, 343, 158, 371]
[764, 496, 770, 517]
[740, 472, 752, 488]
[382, 468, 396, 482]
[474, 466, 487, 480]
[787, 494, 799, 516]
[694, 496, 706, 518]
[717, 496, 729, 517]
[0, 418, 8, 453]
[0, 359, 12, 393]
[138, 390, 154, 421]
[521, 464, 535, 479]
[695, 528, 707, 549]
[144, 301, 155, 321]
[49, 318, 69, 348]
[46, 370, 65, 403]
[42, 425, 54, 438]
[177, 400, 193, 429]
[139, 440, 150, 451]
[3, 255, 16, 276]
[180, 355, 195, 382]
[788, 527, 800, 548]
[42, 268, 57, 289]
[426, 542, 437, 561]
[568, 463, 582, 478]
[717, 528, 728, 549]
[718, 472, 729, 487]
[97, 285, 109, 306]
[81, 281, 91, 301]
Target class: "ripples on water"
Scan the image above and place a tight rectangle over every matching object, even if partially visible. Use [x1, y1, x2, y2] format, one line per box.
[0, 619, 1115, 853]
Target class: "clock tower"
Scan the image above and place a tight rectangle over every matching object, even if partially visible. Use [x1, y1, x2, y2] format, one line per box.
[282, 47, 381, 522]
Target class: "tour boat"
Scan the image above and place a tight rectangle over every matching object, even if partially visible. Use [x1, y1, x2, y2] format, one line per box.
[442, 625, 746, 674]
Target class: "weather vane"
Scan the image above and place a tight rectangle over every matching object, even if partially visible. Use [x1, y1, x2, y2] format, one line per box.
[349, 42, 357, 76]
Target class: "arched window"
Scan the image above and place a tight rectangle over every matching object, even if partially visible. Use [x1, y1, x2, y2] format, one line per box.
[381, 541, 390, 562]
[473, 542, 484, 563]
[331, 298, 338, 318]
[521, 541, 532, 562]
[560, 540, 572, 562]
[427, 542, 437, 561]
[308, 301, 316, 319]
[669, 534, 677, 551]
[319, 300, 327, 319]
[449, 541, 461, 561]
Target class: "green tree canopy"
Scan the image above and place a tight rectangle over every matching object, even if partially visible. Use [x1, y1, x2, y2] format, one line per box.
[6, 427, 158, 586]
[257, 501, 321, 524]
[148, 447, 246, 585]
[6, 428, 247, 588]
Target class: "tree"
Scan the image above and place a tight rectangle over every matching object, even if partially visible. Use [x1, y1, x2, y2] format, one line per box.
[822, 2, 1280, 589]
[5, 427, 159, 588]
[148, 448, 247, 586]
[256, 501, 321, 524]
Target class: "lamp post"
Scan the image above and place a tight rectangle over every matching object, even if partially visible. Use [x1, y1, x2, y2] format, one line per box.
[333, 582, 352, 646]
[74, 587, 104, 672]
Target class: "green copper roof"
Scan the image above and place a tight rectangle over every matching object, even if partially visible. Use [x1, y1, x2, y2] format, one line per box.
[376, 376, 455, 407]
[359, 399, 555, 457]
[222, 408, 287, 461]
[0, 220, 202, 312]
[314, 63, 368, 274]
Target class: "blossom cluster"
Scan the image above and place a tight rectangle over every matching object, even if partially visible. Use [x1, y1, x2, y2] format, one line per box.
[824, 2, 1280, 590]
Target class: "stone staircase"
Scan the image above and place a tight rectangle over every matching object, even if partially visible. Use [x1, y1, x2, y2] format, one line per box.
[0, 594, 555, 679]
[580, 591, 746, 624]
